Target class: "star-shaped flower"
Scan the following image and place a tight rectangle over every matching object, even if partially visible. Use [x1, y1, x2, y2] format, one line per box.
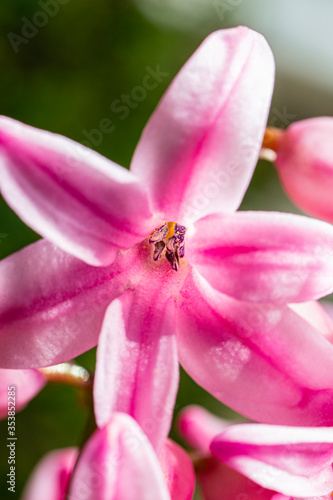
[179, 405, 333, 500]
[1, 27, 333, 453]
[22, 413, 195, 500]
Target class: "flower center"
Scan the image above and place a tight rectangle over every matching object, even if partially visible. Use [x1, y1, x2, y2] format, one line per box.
[149, 222, 187, 271]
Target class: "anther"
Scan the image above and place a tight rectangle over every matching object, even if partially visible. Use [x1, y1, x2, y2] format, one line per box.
[149, 222, 187, 271]
[153, 241, 165, 261]
[149, 223, 169, 244]
[166, 248, 180, 271]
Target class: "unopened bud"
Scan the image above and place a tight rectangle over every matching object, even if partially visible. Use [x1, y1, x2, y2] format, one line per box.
[274, 117, 333, 223]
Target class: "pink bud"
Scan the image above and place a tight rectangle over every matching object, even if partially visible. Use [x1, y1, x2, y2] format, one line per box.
[177, 405, 232, 454]
[196, 457, 277, 500]
[68, 413, 195, 500]
[274, 117, 333, 223]
[159, 439, 195, 500]
[21, 448, 78, 500]
[211, 424, 333, 497]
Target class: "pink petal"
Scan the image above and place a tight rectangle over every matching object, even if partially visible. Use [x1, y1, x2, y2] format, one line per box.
[319, 300, 333, 333]
[302, 496, 332, 500]
[196, 458, 277, 500]
[131, 27, 274, 223]
[21, 448, 78, 500]
[178, 405, 231, 454]
[176, 270, 333, 427]
[211, 424, 333, 497]
[187, 211, 333, 303]
[289, 301, 333, 344]
[0, 116, 155, 266]
[68, 413, 171, 500]
[159, 439, 195, 500]
[275, 117, 333, 224]
[0, 369, 45, 419]
[177, 407, 278, 500]
[0, 239, 134, 368]
[93, 287, 179, 452]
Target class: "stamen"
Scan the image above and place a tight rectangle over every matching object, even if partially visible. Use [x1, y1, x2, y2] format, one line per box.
[178, 242, 185, 259]
[166, 248, 180, 271]
[149, 222, 169, 243]
[166, 236, 176, 253]
[149, 222, 187, 271]
[153, 240, 165, 261]
[175, 224, 186, 236]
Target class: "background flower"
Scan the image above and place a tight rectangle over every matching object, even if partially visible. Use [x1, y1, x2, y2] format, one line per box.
[273, 118, 333, 223]
[179, 406, 333, 500]
[23, 413, 194, 500]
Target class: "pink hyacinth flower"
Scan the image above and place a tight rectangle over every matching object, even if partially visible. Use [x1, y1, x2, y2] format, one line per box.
[2, 27, 333, 450]
[195, 458, 278, 500]
[178, 405, 277, 500]
[22, 414, 194, 500]
[274, 117, 333, 223]
[68, 412, 194, 500]
[159, 439, 196, 500]
[21, 448, 78, 500]
[178, 404, 232, 454]
[179, 406, 333, 500]
[0, 368, 45, 419]
[211, 423, 333, 498]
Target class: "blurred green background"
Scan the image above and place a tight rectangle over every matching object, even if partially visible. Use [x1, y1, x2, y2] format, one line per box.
[0, 0, 332, 498]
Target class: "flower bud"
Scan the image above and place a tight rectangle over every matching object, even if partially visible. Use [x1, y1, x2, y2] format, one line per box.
[21, 448, 78, 500]
[274, 117, 333, 223]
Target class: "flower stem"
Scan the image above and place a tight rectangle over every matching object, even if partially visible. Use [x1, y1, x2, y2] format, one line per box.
[39, 362, 93, 389]
[262, 127, 283, 151]
[259, 127, 284, 162]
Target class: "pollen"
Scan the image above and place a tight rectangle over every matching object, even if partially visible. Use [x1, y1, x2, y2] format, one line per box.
[149, 222, 187, 271]
[165, 222, 176, 239]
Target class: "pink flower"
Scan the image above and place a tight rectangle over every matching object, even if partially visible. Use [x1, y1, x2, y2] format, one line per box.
[194, 458, 278, 500]
[2, 27, 333, 450]
[179, 406, 333, 500]
[21, 448, 78, 500]
[159, 439, 195, 500]
[179, 405, 277, 500]
[22, 413, 195, 500]
[69, 413, 194, 500]
[211, 422, 333, 498]
[178, 405, 232, 454]
[273, 117, 333, 223]
[0, 368, 45, 419]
